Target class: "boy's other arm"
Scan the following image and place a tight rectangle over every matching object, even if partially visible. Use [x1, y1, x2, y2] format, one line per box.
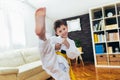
[62, 38, 70, 49]
[66, 39, 80, 59]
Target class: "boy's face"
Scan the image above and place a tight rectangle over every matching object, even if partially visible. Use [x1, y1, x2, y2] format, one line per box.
[55, 25, 68, 38]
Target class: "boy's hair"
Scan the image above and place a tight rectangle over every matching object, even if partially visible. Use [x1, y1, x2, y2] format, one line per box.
[54, 20, 67, 32]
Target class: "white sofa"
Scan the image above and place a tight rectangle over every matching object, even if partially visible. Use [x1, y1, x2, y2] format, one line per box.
[0, 47, 50, 80]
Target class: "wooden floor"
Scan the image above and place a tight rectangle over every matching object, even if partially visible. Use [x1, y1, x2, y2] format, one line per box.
[48, 62, 120, 80]
[72, 62, 120, 80]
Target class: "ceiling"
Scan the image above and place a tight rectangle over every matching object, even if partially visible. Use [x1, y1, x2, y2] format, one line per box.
[26, 0, 119, 20]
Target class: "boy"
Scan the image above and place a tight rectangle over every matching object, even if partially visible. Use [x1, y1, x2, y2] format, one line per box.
[35, 7, 80, 80]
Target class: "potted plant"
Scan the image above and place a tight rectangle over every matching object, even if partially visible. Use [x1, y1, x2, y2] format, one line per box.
[74, 39, 82, 52]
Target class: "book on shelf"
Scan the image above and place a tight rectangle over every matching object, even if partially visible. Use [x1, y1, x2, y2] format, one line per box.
[95, 44, 104, 54]
[107, 46, 113, 53]
[94, 34, 98, 43]
[94, 20, 104, 31]
[107, 32, 119, 41]
[105, 24, 118, 30]
[98, 20, 104, 30]
[94, 33, 105, 43]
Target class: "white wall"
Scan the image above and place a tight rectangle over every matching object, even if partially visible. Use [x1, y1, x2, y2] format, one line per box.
[0, 0, 54, 49]
[26, 0, 120, 20]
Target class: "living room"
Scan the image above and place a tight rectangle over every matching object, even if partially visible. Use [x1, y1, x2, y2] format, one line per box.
[0, 0, 120, 80]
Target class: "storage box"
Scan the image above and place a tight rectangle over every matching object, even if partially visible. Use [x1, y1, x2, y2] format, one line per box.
[96, 55, 108, 65]
[97, 62, 108, 65]
[109, 61, 120, 66]
[109, 54, 120, 62]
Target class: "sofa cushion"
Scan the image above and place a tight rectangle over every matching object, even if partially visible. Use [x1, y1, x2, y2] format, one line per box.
[0, 67, 18, 75]
[21, 47, 41, 63]
[0, 50, 25, 67]
[17, 61, 44, 80]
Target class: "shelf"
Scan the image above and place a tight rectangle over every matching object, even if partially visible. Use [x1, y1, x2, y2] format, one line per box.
[106, 41, 119, 43]
[92, 19, 104, 31]
[108, 53, 120, 54]
[89, 2, 120, 67]
[91, 8, 102, 20]
[93, 30, 104, 33]
[117, 3, 120, 15]
[117, 16, 120, 28]
[105, 18, 117, 26]
[104, 15, 116, 19]
[92, 18, 103, 21]
[103, 4, 116, 17]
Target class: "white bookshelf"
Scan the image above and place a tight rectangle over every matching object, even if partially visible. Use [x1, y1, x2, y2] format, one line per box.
[89, 2, 120, 67]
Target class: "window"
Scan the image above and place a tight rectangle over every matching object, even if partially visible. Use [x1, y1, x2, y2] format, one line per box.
[0, 10, 10, 49]
[9, 11, 26, 48]
[0, 9, 26, 51]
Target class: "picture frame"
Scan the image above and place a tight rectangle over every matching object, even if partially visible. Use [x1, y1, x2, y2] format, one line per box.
[66, 18, 81, 32]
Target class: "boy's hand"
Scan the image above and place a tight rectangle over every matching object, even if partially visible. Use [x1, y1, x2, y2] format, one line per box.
[55, 43, 61, 50]
[62, 38, 70, 49]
